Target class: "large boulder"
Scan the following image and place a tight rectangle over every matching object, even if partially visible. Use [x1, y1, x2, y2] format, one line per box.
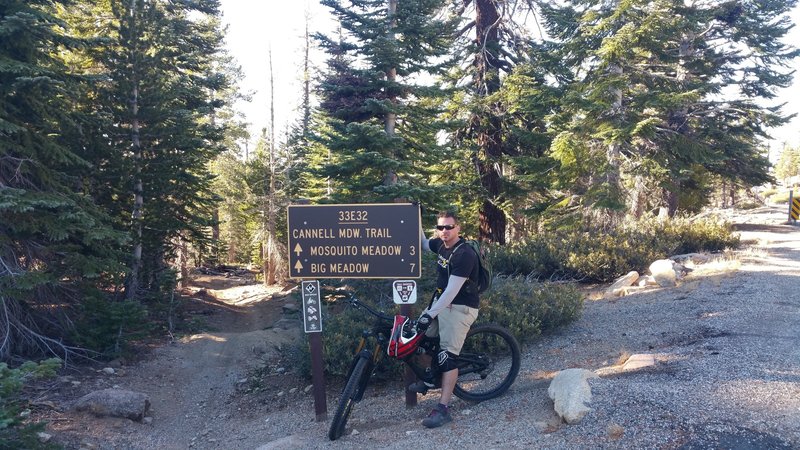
[547, 368, 599, 424]
[74, 388, 150, 421]
[649, 259, 677, 287]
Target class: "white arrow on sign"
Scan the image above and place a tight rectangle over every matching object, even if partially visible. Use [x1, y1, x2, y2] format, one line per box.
[294, 243, 303, 256]
[294, 260, 303, 271]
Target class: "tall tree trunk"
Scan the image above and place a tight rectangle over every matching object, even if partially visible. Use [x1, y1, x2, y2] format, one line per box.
[302, 14, 312, 138]
[265, 49, 277, 286]
[606, 62, 623, 223]
[126, 0, 143, 300]
[178, 233, 189, 289]
[384, 0, 398, 187]
[474, 0, 505, 244]
[629, 175, 647, 219]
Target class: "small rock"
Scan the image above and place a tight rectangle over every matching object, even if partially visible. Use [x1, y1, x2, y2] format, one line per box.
[622, 353, 656, 371]
[462, 409, 472, 415]
[406, 430, 418, 435]
[37, 432, 52, 443]
[72, 381, 82, 386]
[289, 388, 298, 394]
[275, 367, 286, 374]
[304, 384, 313, 394]
[101, 367, 116, 375]
[604, 271, 640, 298]
[19, 409, 31, 419]
[351, 429, 360, 435]
[143, 417, 153, 424]
[608, 423, 625, 439]
[277, 391, 285, 397]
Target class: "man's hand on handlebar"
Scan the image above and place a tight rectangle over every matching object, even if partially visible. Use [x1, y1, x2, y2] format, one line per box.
[416, 313, 432, 332]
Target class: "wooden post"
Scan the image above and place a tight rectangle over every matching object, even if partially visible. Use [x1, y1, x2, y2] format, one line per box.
[309, 332, 327, 421]
[400, 303, 417, 408]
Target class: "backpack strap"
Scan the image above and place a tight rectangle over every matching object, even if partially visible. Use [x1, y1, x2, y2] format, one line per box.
[445, 240, 477, 285]
[445, 241, 465, 277]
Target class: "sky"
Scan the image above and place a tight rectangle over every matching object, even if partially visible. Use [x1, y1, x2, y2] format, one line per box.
[219, 0, 331, 150]
[219, 1, 800, 161]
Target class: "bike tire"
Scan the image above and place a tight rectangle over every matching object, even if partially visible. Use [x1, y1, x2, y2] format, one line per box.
[328, 356, 370, 440]
[453, 323, 521, 402]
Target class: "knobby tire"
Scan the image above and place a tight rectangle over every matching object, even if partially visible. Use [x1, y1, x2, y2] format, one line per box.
[328, 356, 369, 440]
[453, 323, 521, 402]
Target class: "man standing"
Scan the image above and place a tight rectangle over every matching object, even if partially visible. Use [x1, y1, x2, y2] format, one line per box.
[410, 211, 480, 428]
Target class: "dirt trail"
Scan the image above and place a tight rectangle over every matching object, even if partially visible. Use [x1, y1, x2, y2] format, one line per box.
[46, 275, 303, 449]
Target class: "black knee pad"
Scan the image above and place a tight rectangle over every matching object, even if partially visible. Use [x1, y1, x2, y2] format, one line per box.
[436, 350, 458, 372]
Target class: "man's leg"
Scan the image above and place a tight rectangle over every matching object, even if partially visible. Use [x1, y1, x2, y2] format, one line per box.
[439, 368, 458, 405]
[421, 305, 478, 428]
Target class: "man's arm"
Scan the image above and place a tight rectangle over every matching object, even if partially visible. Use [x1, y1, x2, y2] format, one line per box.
[424, 275, 468, 318]
[420, 222, 431, 252]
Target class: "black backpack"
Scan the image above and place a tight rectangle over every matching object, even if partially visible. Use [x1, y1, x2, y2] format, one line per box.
[449, 239, 493, 294]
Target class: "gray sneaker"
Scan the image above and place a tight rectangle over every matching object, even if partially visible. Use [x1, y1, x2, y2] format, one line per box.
[422, 404, 452, 428]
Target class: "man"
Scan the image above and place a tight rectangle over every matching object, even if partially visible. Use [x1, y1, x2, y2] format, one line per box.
[410, 210, 480, 428]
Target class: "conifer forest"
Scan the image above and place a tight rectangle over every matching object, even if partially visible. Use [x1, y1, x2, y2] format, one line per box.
[1, 0, 798, 361]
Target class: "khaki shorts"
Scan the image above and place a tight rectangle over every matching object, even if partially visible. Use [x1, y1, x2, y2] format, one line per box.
[425, 304, 479, 355]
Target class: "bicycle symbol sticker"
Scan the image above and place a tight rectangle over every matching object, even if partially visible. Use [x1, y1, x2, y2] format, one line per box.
[392, 280, 417, 305]
[301, 280, 323, 333]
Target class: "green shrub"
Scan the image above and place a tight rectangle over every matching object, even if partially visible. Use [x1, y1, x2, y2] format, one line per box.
[0, 358, 62, 450]
[760, 188, 777, 198]
[71, 295, 149, 357]
[293, 289, 407, 380]
[769, 191, 791, 204]
[478, 278, 583, 344]
[295, 277, 584, 380]
[491, 216, 739, 282]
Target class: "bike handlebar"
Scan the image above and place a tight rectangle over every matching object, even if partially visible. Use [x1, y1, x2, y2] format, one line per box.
[345, 295, 397, 323]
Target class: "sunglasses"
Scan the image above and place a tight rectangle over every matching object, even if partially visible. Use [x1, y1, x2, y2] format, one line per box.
[436, 224, 457, 231]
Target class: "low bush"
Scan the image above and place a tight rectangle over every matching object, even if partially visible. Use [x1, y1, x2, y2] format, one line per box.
[295, 277, 583, 380]
[769, 191, 791, 204]
[477, 278, 583, 345]
[491, 216, 738, 282]
[0, 358, 61, 450]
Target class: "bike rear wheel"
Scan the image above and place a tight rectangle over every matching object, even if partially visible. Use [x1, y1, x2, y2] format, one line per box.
[328, 356, 370, 440]
[453, 323, 521, 402]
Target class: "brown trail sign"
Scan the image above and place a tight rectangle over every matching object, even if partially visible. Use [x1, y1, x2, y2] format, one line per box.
[287, 203, 421, 279]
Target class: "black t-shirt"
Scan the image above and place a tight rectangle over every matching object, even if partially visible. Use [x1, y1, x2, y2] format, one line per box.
[429, 237, 480, 308]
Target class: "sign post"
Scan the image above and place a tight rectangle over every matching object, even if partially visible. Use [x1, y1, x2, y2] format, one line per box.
[392, 280, 418, 407]
[301, 280, 326, 421]
[790, 190, 799, 224]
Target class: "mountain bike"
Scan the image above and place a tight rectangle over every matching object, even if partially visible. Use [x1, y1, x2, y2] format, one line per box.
[328, 295, 521, 441]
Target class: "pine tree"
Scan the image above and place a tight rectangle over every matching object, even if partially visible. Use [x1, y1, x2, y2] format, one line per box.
[310, 0, 458, 206]
[85, 0, 234, 299]
[0, 0, 126, 359]
[444, 0, 547, 243]
[539, 0, 795, 218]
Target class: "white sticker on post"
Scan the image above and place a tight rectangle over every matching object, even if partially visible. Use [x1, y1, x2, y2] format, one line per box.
[392, 280, 417, 305]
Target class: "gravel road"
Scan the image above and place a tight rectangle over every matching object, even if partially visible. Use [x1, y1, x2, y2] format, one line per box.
[251, 205, 800, 450]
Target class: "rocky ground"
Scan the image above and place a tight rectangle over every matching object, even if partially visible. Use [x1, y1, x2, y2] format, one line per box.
[28, 204, 800, 449]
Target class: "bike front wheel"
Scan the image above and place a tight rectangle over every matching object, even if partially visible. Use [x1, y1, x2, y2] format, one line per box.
[453, 323, 521, 402]
[328, 356, 370, 440]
